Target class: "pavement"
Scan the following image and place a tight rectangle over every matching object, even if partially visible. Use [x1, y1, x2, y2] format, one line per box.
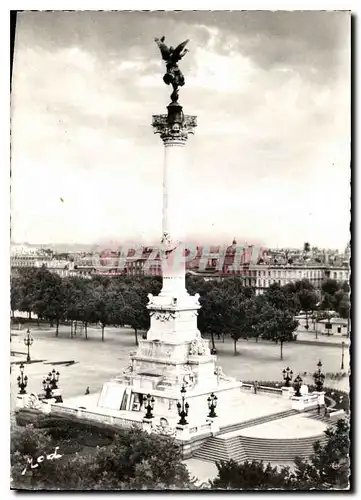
[235, 413, 326, 439]
[183, 458, 218, 486]
[10, 323, 350, 412]
[294, 329, 350, 347]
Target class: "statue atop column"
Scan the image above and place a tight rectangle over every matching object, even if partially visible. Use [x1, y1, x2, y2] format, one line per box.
[154, 37, 190, 104]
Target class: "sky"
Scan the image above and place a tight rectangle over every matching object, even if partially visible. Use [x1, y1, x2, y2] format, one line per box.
[10, 10, 351, 250]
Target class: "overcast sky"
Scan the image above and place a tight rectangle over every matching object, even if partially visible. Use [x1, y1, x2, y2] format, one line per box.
[11, 10, 350, 249]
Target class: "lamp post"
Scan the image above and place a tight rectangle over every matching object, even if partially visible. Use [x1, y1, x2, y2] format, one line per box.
[144, 393, 155, 419]
[341, 341, 345, 370]
[48, 369, 60, 390]
[42, 376, 53, 399]
[24, 329, 34, 363]
[207, 392, 218, 418]
[282, 367, 293, 387]
[177, 385, 189, 425]
[293, 375, 303, 397]
[17, 363, 28, 394]
[313, 360, 325, 392]
[305, 312, 309, 331]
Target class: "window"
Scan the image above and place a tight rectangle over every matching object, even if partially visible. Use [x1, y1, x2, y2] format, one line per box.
[333, 272, 337, 279]
[337, 327, 342, 334]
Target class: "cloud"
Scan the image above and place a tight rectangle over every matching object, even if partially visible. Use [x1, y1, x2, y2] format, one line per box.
[11, 11, 350, 249]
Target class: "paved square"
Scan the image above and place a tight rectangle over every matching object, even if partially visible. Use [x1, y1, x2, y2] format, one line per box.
[11, 323, 349, 412]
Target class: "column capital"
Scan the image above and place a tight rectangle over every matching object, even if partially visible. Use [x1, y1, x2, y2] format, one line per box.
[152, 113, 197, 144]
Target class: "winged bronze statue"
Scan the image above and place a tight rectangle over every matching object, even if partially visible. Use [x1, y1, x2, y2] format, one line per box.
[155, 37, 190, 103]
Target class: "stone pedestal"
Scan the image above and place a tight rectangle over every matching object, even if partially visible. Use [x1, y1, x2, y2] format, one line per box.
[291, 396, 305, 411]
[176, 424, 190, 441]
[314, 391, 325, 406]
[291, 394, 319, 411]
[16, 394, 26, 408]
[142, 418, 154, 434]
[300, 384, 309, 396]
[206, 417, 220, 434]
[282, 386, 294, 399]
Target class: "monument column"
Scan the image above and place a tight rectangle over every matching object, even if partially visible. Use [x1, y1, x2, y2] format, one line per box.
[152, 102, 197, 299]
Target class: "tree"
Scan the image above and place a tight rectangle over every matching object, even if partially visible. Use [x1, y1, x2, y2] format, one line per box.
[34, 272, 67, 336]
[211, 459, 292, 490]
[243, 295, 267, 343]
[333, 289, 350, 319]
[210, 419, 350, 491]
[87, 281, 112, 341]
[198, 287, 227, 352]
[297, 288, 318, 330]
[303, 242, 311, 254]
[322, 279, 339, 297]
[11, 424, 193, 490]
[259, 306, 298, 360]
[293, 419, 350, 490]
[123, 284, 149, 346]
[320, 292, 335, 313]
[225, 295, 248, 355]
[16, 268, 39, 319]
[11, 424, 58, 490]
[263, 283, 300, 314]
[10, 277, 22, 319]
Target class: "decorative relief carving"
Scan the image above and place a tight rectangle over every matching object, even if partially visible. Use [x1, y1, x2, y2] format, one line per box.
[182, 365, 196, 389]
[189, 338, 209, 356]
[152, 114, 197, 143]
[150, 311, 177, 322]
[152, 417, 177, 437]
[23, 393, 43, 410]
[122, 363, 133, 375]
[214, 366, 235, 382]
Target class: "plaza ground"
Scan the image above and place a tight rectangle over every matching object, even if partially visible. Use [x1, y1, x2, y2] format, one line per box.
[11, 322, 349, 484]
[11, 322, 349, 411]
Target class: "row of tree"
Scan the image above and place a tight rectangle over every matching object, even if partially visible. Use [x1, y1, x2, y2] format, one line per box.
[11, 418, 350, 490]
[11, 268, 162, 345]
[10, 267, 350, 358]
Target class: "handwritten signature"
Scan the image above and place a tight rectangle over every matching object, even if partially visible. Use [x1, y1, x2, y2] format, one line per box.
[22, 446, 63, 475]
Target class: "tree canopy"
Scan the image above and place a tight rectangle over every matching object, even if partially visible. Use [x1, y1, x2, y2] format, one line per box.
[11, 424, 193, 490]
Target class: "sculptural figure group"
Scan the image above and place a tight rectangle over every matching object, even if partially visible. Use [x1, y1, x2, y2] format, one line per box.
[154, 36, 190, 103]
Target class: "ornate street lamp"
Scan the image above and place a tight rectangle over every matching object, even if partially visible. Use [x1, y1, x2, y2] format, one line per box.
[42, 376, 53, 399]
[144, 393, 155, 419]
[282, 367, 293, 387]
[313, 360, 325, 392]
[24, 329, 34, 363]
[177, 384, 189, 425]
[341, 341, 345, 370]
[17, 363, 28, 394]
[207, 392, 217, 418]
[48, 369, 60, 390]
[293, 374, 303, 398]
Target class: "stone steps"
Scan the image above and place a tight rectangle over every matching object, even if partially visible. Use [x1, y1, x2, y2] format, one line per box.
[193, 407, 330, 463]
[239, 434, 327, 461]
[305, 413, 332, 424]
[192, 437, 230, 462]
[193, 409, 299, 463]
[193, 433, 327, 463]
